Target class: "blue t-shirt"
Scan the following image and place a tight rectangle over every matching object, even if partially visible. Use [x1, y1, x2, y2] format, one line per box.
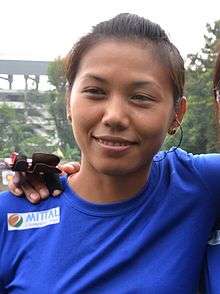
[203, 226, 220, 293]
[0, 148, 219, 294]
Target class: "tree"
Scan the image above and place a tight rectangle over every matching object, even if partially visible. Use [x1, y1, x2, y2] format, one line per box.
[187, 20, 220, 72]
[47, 58, 80, 160]
[47, 57, 66, 93]
[164, 20, 220, 153]
[0, 103, 53, 158]
[0, 58, 80, 160]
[46, 91, 74, 149]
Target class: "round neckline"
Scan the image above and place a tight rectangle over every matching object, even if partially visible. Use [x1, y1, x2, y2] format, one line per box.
[62, 162, 158, 217]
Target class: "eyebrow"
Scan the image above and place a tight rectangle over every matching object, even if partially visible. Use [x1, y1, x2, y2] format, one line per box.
[132, 80, 160, 89]
[81, 74, 161, 90]
[81, 74, 106, 83]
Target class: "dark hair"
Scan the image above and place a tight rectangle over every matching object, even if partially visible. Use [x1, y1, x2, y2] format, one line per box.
[66, 13, 185, 105]
[213, 52, 220, 147]
[214, 52, 220, 97]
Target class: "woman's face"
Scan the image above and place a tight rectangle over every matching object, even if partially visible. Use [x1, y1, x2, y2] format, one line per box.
[69, 40, 177, 176]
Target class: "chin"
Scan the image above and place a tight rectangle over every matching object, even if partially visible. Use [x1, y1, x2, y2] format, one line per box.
[99, 168, 129, 176]
[94, 162, 146, 177]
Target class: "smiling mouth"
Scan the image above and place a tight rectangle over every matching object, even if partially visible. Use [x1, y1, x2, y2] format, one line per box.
[93, 136, 137, 152]
[95, 137, 132, 147]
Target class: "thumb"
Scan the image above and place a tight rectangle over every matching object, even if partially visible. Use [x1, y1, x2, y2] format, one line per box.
[58, 162, 80, 175]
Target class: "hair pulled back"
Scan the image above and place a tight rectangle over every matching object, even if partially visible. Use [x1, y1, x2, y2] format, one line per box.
[214, 53, 220, 98]
[66, 13, 185, 104]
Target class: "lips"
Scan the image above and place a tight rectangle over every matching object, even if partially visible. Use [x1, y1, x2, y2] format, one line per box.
[93, 135, 136, 146]
[92, 135, 137, 153]
[95, 137, 131, 147]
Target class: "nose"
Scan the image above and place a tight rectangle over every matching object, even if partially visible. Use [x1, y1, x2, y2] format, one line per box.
[102, 95, 129, 131]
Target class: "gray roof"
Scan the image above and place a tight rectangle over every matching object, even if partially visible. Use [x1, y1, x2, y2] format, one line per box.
[0, 60, 49, 75]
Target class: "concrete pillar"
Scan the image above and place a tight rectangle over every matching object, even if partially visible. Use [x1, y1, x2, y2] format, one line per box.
[35, 75, 39, 91]
[24, 74, 28, 91]
[8, 74, 13, 90]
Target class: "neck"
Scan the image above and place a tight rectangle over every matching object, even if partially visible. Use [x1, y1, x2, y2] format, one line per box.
[68, 159, 152, 203]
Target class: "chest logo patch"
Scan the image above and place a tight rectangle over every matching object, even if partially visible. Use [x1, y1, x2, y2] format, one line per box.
[7, 207, 60, 231]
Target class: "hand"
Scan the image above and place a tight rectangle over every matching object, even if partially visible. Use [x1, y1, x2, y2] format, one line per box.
[8, 162, 80, 203]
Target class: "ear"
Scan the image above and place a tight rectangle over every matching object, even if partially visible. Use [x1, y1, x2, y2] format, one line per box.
[66, 87, 72, 122]
[176, 96, 187, 123]
[172, 96, 187, 128]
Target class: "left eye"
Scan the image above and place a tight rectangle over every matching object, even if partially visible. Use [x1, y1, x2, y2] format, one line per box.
[131, 95, 154, 102]
[84, 88, 105, 95]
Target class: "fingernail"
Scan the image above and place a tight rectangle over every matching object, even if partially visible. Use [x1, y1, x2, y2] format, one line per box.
[39, 188, 49, 198]
[14, 188, 22, 195]
[52, 189, 62, 196]
[30, 193, 40, 201]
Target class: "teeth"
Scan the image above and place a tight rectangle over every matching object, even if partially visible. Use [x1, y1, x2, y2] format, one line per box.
[96, 138, 129, 146]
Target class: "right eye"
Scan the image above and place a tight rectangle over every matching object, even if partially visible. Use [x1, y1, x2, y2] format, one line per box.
[83, 87, 106, 99]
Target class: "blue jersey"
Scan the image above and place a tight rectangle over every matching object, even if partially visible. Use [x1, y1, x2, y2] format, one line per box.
[0, 149, 219, 294]
[203, 226, 220, 293]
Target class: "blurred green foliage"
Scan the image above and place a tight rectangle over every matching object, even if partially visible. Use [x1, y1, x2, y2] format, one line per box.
[163, 20, 220, 153]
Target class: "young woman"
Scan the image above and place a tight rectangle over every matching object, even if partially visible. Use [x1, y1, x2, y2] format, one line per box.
[214, 52, 220, 145]
[201, 52, 220, 294]
[0, 13, 219, 293]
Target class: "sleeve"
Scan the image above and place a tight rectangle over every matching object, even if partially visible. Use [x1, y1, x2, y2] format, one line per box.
[194, 154, 220, 293]
[193, 153, 220, 203]
[203, 238, 220, 293]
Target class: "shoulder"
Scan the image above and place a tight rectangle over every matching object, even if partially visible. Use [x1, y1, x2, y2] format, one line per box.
[155, 147, 220, 172]
[0, 190, 66, 244]
[0, 188, 65, 223]
[152, 148, 202, 187]
[154, 148, 198, 175]
[0, 191, 32, 229]
[0, 191, 29, 246]
[0, 190, 39, 210]
[175, 149, 220, 191]
[0, 190, 23, 213]
[0, 176, 69, 213]
[155, 148, 220, 198]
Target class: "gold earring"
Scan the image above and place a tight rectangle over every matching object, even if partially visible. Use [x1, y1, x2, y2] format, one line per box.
[168, 128, 177, 135]
[168, 117, 181, 135]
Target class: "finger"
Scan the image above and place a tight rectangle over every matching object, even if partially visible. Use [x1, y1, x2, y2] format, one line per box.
[8, 178, 23, 196]
[43, 173, 64, 196]
[21, 180, 41, 204]
[26, 173, 49, 199]
[58, 162, 80, 175]
[13, 172, 25, 187]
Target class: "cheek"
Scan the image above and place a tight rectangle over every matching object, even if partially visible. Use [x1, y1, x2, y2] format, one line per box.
[69, 99, 84, 144]
[69, 99, 99, 147]
[70, 92, 104, 128]
[137, 111, 171, 139]
[70, 111, 87, 146]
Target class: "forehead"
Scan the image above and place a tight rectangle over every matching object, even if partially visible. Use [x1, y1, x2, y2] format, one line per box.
[76, 40, 172, 91]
